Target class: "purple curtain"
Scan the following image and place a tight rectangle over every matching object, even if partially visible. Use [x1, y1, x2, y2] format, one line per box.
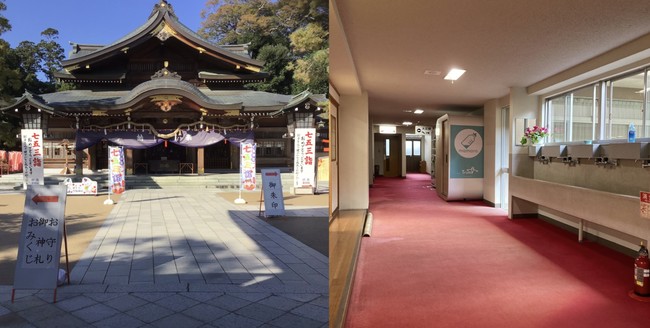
[75, 130, 254, 150]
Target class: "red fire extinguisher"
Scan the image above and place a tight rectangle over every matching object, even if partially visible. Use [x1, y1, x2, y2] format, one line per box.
[634, 242, 650, 296]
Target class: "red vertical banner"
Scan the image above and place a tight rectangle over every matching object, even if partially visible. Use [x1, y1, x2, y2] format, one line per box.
[240, 142, 256, 191]
[108, 146, 125, 194]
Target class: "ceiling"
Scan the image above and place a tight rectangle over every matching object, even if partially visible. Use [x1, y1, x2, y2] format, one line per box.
[330, 0, 650, 127]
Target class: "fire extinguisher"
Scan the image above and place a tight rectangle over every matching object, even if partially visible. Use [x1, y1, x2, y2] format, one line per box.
[634, 242, 650, 296]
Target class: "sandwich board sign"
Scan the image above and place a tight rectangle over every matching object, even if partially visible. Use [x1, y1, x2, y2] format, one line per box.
[13, 185, 67, 300]
[261, 168, 285, 217]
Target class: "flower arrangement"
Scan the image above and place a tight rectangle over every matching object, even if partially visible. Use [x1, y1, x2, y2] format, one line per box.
[521, 125, 549, 145]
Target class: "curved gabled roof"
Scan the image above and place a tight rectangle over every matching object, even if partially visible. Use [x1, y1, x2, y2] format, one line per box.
[62, 0, 264, 73]
[0, 91, 56, 115]
[0, 72, 296, 116]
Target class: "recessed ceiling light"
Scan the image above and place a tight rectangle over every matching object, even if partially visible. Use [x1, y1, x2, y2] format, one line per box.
[414, 109, 424, 114]
[444, 68, 466, 81]
[402, 121, 413, 126]
[424, 70, 441, 76]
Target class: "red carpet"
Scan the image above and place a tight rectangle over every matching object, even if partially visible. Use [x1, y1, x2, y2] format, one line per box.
[345, 174, 650, 327]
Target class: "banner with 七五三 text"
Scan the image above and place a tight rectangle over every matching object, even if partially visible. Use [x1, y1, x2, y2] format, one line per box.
[240, 142, 257, 191]
[21, 129, 44, 188]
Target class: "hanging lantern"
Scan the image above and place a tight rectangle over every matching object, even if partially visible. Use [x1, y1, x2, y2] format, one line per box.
[164, 140, 168, 148]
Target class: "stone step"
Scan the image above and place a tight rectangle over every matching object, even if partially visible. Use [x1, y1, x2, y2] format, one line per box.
[0, 173, 297, 191]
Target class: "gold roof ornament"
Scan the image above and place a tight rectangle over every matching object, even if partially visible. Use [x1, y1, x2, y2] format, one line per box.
[150, 95, 182, 112]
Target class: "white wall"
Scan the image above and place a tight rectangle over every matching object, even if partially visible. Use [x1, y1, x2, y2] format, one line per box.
[339, 93, 369, 209]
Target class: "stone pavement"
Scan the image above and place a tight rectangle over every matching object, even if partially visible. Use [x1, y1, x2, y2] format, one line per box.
[0, 189, 328, 327]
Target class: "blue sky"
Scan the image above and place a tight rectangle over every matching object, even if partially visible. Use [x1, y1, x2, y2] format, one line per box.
[2, 1, 206, 53]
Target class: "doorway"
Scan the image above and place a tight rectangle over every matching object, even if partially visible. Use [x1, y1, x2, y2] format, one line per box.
[405, 135, 422, 172]
[374, 133, 402, 177]
[499, 106, 510, 210]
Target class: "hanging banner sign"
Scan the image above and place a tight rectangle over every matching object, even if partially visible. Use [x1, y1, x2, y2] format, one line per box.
[240, 142, 257, 191]
[108, 146, 126, 194]
[294, 128, 316, 188]
[63, 177, 98, 195]
[21, 129, 44, 188]
[14, 185, 67, 290]
[261, 168, 285, 217]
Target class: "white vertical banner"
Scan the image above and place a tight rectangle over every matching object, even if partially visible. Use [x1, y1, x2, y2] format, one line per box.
[108, 146, 126, 195]
[293, 128, 316, 188]
[240, 142, 257, 191]
[21, 129, 44, 188]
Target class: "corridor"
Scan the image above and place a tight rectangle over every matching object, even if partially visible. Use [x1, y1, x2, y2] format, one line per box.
[345, 174, 650, 327]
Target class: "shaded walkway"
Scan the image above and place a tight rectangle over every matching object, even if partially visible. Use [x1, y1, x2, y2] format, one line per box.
[345, 173, 650, 327]
[1, 189, 328, 327]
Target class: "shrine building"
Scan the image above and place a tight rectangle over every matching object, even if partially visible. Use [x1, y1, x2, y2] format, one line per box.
[0, 1, 327, 175]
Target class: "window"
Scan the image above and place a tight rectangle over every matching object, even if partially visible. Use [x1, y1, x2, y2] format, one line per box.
[385, 139, 390, 156]
[544, 67, 650, 142]
[545, 84, 599, 143]
[405, 139, 421, 156]
[256, 140, 286, 157]
[294, 113, 314, 128]
[606, 72, 645, 139]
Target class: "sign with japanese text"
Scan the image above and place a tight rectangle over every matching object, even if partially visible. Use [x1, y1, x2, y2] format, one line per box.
[240, 142, 257, 191]
[415, 125, 433, 135]
[293, 128, 316, 188]
[63, 177, 98, 195]
[641, 191, 650, 219]
[21, 129, 44, 188]
[262, 168, 285, 217]
[108, 146, 125, 194]
[14, 185, 67, 290]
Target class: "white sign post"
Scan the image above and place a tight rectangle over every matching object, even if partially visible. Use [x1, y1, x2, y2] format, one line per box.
[261, 168, 285, 217]
[293, 128, 316, 194]
[21, 129, 44, 189]
[13, 185, 67, 302]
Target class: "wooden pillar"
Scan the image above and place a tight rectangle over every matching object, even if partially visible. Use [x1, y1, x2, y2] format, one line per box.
[74, 150, 84, 176]
[197, 147, 205, 174]
[125, 148, 134, 175]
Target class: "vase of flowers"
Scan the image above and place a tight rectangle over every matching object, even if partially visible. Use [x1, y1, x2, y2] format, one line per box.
[521, 125, 549, 145]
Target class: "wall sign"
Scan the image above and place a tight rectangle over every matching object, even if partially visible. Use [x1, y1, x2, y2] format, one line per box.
[14, 185, 67, 290]
[415, 125, 433, 135]
[450, 125, 484, 179]
[641, 191, 650, 219]
[261, 168, 285, 217]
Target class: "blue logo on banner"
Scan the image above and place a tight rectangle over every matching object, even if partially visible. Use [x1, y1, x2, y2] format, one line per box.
[450, 125, 484, 179]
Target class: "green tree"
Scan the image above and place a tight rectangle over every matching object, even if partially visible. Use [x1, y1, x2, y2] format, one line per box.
[291, 48, 328, 94]
[0, 0, 21, 149]
[13, 28, 66, 94]
[199, 0, 328, 94]
[248, 44, 292, 94]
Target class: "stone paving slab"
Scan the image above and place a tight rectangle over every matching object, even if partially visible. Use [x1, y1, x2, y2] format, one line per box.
[0, 189, 328, 327]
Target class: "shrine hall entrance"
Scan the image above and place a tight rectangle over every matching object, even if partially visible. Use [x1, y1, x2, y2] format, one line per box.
[204, 141, 232, 170]
[90, 139, 235, 173]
